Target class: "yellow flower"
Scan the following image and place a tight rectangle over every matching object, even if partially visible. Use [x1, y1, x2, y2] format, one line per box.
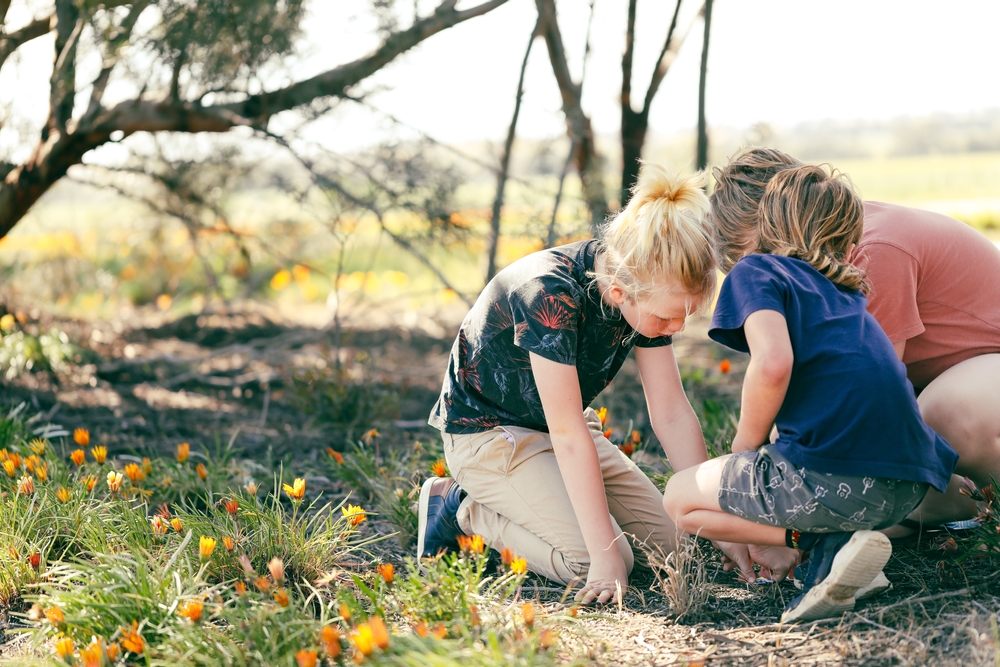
[377, 563, 394, 584]
[283, 478, 306, 501]
[596, 406, 608, 426]
[80, 640, 103, 667]
[179, 599, 203, 622]
[0, 313, 14, 331]
[44, 606, 65, 625]
[170, 517, 183, 532]
[82, 475, 97, 492]
[271, 269, 292, 291]
[196, 463, 208, 480]
[91, 446, 107, 464]
[70, 449, 85, 466]
[28, 439, 46, 456]
[295, 649, 317, 667]
[73, 428, 90, 447]
[18, 475, 34, 495]
[120, 620, 144, 654]
[273, 588, 290, 607]
[457, 534, 485, 555]
[106, 471, 124, 493]
[2, 460, 14, 478]
[222, 536, 235, 551]
[199, 535, 216, 559]
[55, 636, 74, 659]
[124, 463, 144, 483]
[36, 461, 48, 482]
[431, 460, 447, 477]
[176, 442, 190, 462]
[321, 625, 341, 659]
[341, 504, 366, 527]
[510, 557, 527, 575]
[350, 623, 375, 657]
[55, 486, 71, 503]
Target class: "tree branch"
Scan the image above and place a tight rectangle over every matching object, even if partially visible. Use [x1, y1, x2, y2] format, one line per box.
[49, 0, 83, 138]
[643, 0, 700, 113]
[82, 0, 150, 125]
[0, 14, 54, 71]
[621, 0, 637, 114]
[217, 0, 508, 126]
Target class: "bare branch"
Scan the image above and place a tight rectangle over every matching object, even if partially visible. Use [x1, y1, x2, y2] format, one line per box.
[643, 0, 701, 113]
[621, 0, 637, 114]
[82, 0, 150, 123]
[0, 14, 54, 71]
[217, 0, 508, 127]
[49, 0, 83, 137]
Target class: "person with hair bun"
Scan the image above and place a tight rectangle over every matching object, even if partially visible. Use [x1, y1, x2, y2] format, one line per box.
[663, 165, 958, 622]
[419, 163, 716, 605]
[711, 147, 1000, 541]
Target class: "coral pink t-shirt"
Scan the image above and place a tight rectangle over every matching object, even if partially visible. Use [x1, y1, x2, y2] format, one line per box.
[855, 202, 1000, 389]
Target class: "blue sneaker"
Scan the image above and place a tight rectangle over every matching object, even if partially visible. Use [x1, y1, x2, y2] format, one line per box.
[416, 477, 467, 559]
[781, 530, 892, 623]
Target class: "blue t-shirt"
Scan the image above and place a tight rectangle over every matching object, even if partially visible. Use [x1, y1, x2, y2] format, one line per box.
[709, 254, 957, 493]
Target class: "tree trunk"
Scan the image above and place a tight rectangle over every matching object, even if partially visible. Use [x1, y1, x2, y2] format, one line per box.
[696, 0, 713, 171]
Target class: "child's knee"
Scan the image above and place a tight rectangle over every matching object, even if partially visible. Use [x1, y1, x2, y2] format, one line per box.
[662, 473, 687, 519]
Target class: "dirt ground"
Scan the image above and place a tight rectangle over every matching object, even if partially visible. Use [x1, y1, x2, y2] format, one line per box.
[3, 303, 999, 666]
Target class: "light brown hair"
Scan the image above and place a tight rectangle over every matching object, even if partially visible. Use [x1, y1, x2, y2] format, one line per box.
[710, 147, 802, 272]
[756, 164, 867, 292]
[598, 162, 716, 308]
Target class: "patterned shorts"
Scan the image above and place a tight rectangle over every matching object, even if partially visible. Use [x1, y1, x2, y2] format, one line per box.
[718, 445, 929, 533]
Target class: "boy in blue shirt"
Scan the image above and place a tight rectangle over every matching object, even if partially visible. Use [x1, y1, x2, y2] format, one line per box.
[663, 165, 958, 622]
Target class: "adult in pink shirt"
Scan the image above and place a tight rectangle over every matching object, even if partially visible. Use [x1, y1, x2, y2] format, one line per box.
[710, 147, 1000, 539]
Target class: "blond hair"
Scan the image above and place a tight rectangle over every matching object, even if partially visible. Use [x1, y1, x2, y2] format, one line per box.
[598, 162, 716, 307]
[756, 164, 867, 292]
[710, 147, 802, 272]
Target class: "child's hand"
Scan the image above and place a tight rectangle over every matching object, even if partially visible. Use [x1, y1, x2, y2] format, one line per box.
[730, 433, 762, 454]
[575, 553, 628, 605]
[747, 544, 799, 583]
[712, 540, 757, 583]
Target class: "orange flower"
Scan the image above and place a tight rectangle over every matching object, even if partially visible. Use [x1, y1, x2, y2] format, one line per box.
[124, 463, 145, 483]
[283, 478, 306, 501]
[18, 475, 34, 495]
[176, 442, 190, 462]
[268, 557, 285, 584]
[361, 428, 380, 444]
[55, 486, 71, 503]
[431, 460, 447, 477]
[29, 552, 41, 569]
[369, 616, 389, 650]
[413, 621, 429, 638]
[596, 406, 608, 426]
[719, 358, 732, 374]
[326, 448, 344, 465]
[223, 498, 239, 515]
[80, 639, 103, 667]
[106, 471, 124, 493]
[521, 602, 535, 628]
[273, 588, 290, 607]
[510, 557, 527, 575]
[539, 628, 556, 650]
[55, 636, 74, 659]
[234, 581, 247, 596]
[105, 642, 120, 661]
[254, 576, 271, 593]
[631, 429, 642, 445]
[377, 563, 394, 584]
[170, 517, 183, 532]
[73, 428, 90, 447]
[431, 624, 447, 639]
[199, 535, 216, 559]
[339, 603, 352, 621]
[91, 446, 107, 464]
[179, 599, 203, 622]
[619, 442, 635, 457]
[120, 620, 144, 654]
[82, 475, 97, 492]
[222, 536, 235, 551]
[7, 452, 18, 468]
[341, 504, 366, 526]
[321, 625, 342, 658]
[457, 534, 485, 554]
[500, 547, 515, 566]
[70, 449, 85, 466]
[44, 606, 65, 625]
[295, 649, 318, 667]
[603, 427, 612, 440]
[196, 463, 208, 480]
[142, 457, 152, 474]
[24, 455, 39, 473]
[469, 605, 481, 628]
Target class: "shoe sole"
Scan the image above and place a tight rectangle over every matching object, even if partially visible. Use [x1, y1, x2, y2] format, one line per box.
[794, 569, 892, 599]
[781, 531, 892, 623]
[415, 477, 437, 561]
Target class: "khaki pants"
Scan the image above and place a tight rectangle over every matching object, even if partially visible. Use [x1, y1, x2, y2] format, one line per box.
[442, 408, 677, 585]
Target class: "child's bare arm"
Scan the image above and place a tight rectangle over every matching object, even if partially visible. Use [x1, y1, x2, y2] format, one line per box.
[733, 310, 793, 453]
[635, 345, 708, 471]
[529, 351, 627, 605]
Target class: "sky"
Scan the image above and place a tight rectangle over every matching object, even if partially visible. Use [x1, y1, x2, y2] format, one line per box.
[308, 0, 1000, 151]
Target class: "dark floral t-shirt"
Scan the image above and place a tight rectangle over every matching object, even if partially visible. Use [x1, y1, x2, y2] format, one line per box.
[428, 240, 671, 434]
